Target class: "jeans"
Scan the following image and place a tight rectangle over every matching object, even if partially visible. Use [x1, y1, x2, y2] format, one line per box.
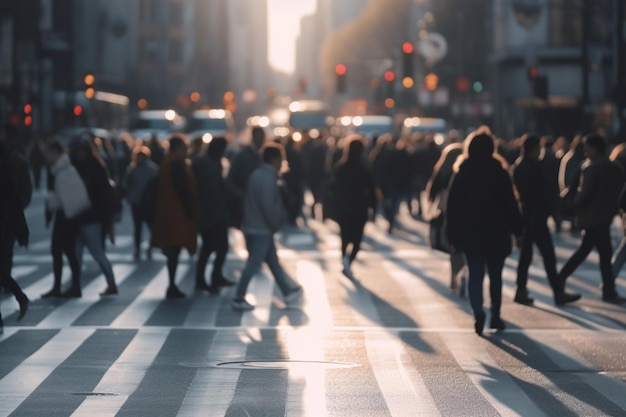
[234, 233, 296, 300]
[465, 253, 505, 319]
[560, 223, 615, 297]
[51, 212, 81, 291]
[76, 222, 117, 289]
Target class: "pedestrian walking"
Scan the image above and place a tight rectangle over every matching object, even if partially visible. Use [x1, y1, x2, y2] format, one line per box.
[558, 135, 585, 232]
[558, 134, 626, 303]
[151, 135, 198, 299]
[609, 143, 626, 278]
[41, 140, 90, 298]
[192, 136, 234, 294]
[332, 135, 377, 279]
[123, 145, 158, 260]
[425, 141, 466, 295]
[446, 128, 523, 335]
[0, 142, 30, 330]
[70, 134, 119, 297]
[512, 133, 581, 306]
[231, 142, 302, 311]
[226, 126, 266, 228]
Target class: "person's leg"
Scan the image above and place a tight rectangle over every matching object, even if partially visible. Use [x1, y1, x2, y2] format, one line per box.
[131, 205, 143, 259]
[534, 222, 563, 295]
[48, 215, 64, 294]
[449, 251, 466, 291]
[78, 223, 117, 290]
[349, 220, 366, 264]
[595, 224, 618, 299]
[63, 218, 82, 296]
[164, 247, 185, 298]
[195, 229, 212, 289]
[264, 237, 298, 296]
[515, 224, 534, 302]
[465, 253, 487, 334]
[612, 237, 626, 278]
[233, 234, 270, 301]
[558, 229, 595, 281]
[486, 256, 506, 325]
[211, 226, 231, 285]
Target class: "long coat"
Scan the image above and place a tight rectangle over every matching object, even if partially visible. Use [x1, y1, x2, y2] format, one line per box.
[446, 156, 522, 258]
[151, 154, 198, 252]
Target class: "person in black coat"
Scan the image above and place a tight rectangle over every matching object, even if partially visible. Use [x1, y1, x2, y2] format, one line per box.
[0, 142, 30, 329]
[447, 128, 523, 335]
[192, 137, 234, 293]
[513, 133, 580, 306]
[333, 135, 377, 279]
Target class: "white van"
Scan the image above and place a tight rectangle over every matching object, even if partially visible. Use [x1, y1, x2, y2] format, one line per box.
[130, 109, 185, 141]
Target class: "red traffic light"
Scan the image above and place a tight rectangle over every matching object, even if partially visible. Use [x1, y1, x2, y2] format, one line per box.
[23, 104, 33, 114]
[73, 105, 83, 117]
[402, 42, 414, 55]
[456, 77, 470, 93]
[24, 116, 33, 126]
[528, 66, 539, 79]
[384, 70, 395, 82]
[335, 64, 347, 76]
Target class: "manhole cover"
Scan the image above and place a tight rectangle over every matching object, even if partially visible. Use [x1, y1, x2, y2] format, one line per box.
[68, 392, 119, 397]
[179, 360, 360, 370]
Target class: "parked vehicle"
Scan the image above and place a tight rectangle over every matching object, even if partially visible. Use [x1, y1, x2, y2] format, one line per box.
[129, 109, 185, 141]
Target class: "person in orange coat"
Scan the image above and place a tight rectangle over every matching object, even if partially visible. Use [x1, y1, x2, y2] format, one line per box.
[151, 135, 198, 299]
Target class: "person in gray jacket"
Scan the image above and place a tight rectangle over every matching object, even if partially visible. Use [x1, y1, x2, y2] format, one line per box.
[231, 142, 303, 311]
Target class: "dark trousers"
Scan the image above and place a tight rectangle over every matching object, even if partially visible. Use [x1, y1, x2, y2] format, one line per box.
[517, 219, 561, 295]
[196, 226, 228, 285]
[131, 205, 151, 254]
[338, 218, 366, 263]
[559, 223, 616, 297]
[465, 253, 505, 319]
[51, 212, 81, 291]
[0, 237, 28, 318]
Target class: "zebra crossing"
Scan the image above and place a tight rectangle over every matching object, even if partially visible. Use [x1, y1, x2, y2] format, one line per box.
[2, 215, 626, 415]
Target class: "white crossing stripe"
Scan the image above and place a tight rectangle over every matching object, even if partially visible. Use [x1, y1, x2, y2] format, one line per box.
[37, 264, 136, 328]
[70, 328, 169, 417]
[241, 270, 274, 327]
[0, 328, 95, 416]
[111, 265, 189, 327]
[365, 330, 441, 417]
[296, 260, 333, 328]
[177, 330, 249, 417]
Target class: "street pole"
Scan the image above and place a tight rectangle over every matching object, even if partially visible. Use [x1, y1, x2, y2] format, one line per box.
[581, 0, 590, 133]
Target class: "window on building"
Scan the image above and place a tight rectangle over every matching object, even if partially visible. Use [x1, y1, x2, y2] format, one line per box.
[549, 0, 611, 47]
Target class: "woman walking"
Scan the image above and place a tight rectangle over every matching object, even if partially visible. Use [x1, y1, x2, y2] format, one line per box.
[447, 129, 523, 335]
[332, 135, 377, 279]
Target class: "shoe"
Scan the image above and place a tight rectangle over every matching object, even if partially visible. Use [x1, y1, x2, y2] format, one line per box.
[554, 292, 581, 306]
[514, 290, 535, 306]
[602, 294, 626, 304]
[213, 276, 234, 287]
[62, 288, 82, 298]
[474, 312, 486, 336]
[284, 286, 303, 305]
[490, 317, 506, 330]
[195, 282, 219, 294]
[342, 256, 354, 279]
[41, 289, 62, 299]
[17, 295, 29, 321]
[166, 286, 186, 299]
[99, 287, 118, 297]
[231, 298, 255, 311]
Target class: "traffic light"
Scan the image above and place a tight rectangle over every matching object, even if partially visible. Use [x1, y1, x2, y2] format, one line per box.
[402, 42, 414, 79]
[528, 66, 539, 80]
[73, 105, 83, 117]
[384, 70, 395, 98]
[23, 103, 33, 126]
[335, 64, 347, 94]
[84, 73, 95, 99]
[424, 72, 439, 92]
[533, 75, 548, 100]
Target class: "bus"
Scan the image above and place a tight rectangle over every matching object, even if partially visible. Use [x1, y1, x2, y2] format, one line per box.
[54, 90, 130, 131]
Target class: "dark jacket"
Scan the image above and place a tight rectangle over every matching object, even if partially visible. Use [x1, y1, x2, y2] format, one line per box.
[574, 157, 625, 229]
[0, 144, 29, 246]
[226, 145, 261, 228]
[513, 157, 557, 226]
[447, 157, 522, 258]
[73, 154, 114, 224]
[192, 155, 229, 230]
[333, 159, 377, 224]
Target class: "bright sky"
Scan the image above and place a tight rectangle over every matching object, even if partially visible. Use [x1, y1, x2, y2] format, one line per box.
[267, 0, 317, 74]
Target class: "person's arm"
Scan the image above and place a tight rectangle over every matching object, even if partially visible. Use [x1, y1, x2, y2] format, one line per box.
[574, 164, 594, 209]
[171, 159, 193, 219]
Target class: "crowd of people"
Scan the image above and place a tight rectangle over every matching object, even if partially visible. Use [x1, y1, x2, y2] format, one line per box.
[2, 121, 626, 333]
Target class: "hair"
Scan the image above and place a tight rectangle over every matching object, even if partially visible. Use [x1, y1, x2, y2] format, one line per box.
[169, 135, 188, 154]
[46, 139, 65, 155]
[467, 132, 495, 159]
[207, 136, 227, 160]
[521, 133, 541, 155]
[252, 126, 266, 148]
[583, 133, 606, 155]
[340, 134, 366, 164]
[261, 141, 285, 164]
